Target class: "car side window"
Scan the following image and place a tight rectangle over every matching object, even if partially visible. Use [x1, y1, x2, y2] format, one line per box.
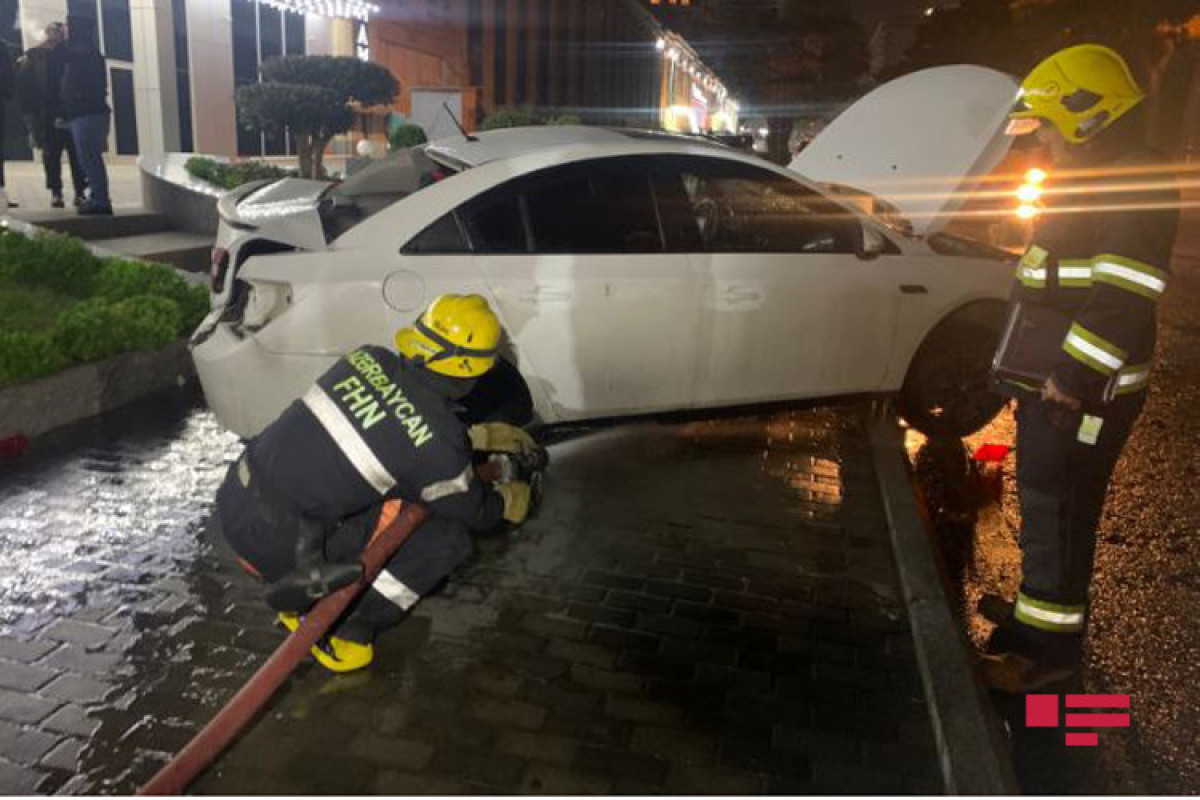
[401, 213, 470, 255]
[459, 192, 529, 254]
[454, 158, 665, 255]
[665, 158, 859, 255]
[523, 162, 663, 254]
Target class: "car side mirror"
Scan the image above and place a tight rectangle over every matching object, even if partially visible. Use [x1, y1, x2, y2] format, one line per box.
[857, 224, 887, 261]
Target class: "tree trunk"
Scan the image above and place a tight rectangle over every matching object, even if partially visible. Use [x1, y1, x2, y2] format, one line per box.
[766, 115, 794, 165]
[311, 135, 329, 181]
[296, 135, 314, 180]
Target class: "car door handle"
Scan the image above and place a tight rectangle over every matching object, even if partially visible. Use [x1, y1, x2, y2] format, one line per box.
[516, 287, 572, 304]
[720, 287, 762, 302]
[900, 284, 928, 295]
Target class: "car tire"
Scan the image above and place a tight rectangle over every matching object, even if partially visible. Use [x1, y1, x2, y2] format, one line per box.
[897, 305, 1007, 439]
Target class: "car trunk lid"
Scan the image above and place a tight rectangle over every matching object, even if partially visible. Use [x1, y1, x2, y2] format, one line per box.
[789, 65, 1019, 236]
[218, 178, 333, 252]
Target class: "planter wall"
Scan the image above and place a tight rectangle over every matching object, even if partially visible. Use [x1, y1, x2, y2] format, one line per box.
[138, 153, 223, 236]
[0, 340, 196, 441]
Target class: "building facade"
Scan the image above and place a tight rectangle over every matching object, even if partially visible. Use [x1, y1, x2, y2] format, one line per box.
[6, 0, 733, 160]
[369, 0, 736, 136]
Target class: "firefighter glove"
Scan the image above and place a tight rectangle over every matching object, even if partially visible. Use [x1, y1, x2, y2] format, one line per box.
[496, 481, 532, 524]
[469, 422, 537, 455]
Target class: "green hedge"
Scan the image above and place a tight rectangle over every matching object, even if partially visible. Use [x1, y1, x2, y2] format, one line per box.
[185, 156, 296, 190]
[0, 230, 209, 387]
[388, 123, 428, 151]
[481, 107, 585, 130]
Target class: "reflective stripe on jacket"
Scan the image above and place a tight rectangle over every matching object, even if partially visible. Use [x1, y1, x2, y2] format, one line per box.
[1009, 144, 1179, 404]
[246, 345, 504, 531]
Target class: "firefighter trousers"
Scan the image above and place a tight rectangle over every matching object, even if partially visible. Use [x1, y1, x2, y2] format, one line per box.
[1012, 393, 1145, 658]
[215, 472, 473, 644]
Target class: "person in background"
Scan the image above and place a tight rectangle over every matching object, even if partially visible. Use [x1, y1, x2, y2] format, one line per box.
[60, 15, 111, 216]
[0, 33, 16, 209]
[17, 22, 87, 209]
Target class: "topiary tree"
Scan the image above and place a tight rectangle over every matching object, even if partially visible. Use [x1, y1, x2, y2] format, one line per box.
[388, 123, 428, 151]
[236, 55, 399, 179]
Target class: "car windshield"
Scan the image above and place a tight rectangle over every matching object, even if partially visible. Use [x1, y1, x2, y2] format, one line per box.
[821, 182, 914, 237]
[321, 146, 460, 241]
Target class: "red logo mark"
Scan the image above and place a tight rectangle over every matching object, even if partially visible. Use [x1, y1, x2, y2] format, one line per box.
[1025, 694, 1130, 746]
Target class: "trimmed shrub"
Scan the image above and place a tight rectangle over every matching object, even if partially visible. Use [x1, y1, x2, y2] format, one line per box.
[52, 295, 181, 363]
[481, 107, 586, 130]
[185, 156, 296, 191]
[0, 231, 212, 387]
[481, 107, 540, 130]
[94, 259, 209, 334]
[0, 331, 68, 386]
[388, 123, 428, 151]
[0, 230, 102, 296]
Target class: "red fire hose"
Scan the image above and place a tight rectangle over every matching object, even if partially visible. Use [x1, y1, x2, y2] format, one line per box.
[138, 499, 432, 795]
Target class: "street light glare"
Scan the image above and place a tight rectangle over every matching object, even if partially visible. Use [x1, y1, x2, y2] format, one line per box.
[1017, 184, 1043, 203]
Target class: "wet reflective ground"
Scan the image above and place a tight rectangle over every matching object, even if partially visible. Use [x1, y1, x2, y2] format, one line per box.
[0, 392, 939, 794]
[911, 253, 1200, 793]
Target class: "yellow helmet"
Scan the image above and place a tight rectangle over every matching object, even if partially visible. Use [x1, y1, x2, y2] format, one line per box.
[1010, 44, 1144, 144]
[394, 294, 501, 378]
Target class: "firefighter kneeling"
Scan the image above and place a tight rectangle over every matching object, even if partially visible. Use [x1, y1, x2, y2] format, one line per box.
[213, 294, 537, 673]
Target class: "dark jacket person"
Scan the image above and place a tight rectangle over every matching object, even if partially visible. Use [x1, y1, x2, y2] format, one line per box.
[16, 22, 86, 208]
[60, 15, 111, 215]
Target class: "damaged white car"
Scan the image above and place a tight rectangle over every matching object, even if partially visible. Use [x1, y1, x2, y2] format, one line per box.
[192, 65, 1020, 439]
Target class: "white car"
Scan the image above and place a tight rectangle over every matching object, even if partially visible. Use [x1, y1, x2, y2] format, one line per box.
[192, 66, 1020, 440]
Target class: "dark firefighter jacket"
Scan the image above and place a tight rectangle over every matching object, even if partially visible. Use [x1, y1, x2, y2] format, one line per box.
[246, 344, 505, 532]
[1006, 140, 1179, 406]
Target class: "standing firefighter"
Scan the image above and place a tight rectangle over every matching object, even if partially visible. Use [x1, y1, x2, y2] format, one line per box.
[214, 294, 537, 673]
[984, 44, 1180, 691]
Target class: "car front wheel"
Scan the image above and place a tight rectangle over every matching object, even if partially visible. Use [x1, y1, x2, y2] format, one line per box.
[897, 307, 1007, 439]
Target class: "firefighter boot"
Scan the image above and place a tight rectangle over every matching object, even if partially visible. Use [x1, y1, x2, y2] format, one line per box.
[978, 626, 1082, 693]
[277, 612, 374, 673]
[978, 593, 1015, 627]
[977, 651, 1078, 693]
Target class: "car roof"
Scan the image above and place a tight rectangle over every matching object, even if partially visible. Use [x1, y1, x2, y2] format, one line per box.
[425, 125, 729, 169]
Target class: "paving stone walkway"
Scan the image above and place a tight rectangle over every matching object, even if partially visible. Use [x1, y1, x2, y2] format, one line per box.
[0, 392, 940, 794]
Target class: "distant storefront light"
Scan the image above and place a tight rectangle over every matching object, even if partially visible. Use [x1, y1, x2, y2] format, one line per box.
[355, 20, 369, 60]
[254, 0, 379, 22]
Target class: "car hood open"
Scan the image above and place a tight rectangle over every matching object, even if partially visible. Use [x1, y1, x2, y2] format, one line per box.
[789, 65, 1019, 236]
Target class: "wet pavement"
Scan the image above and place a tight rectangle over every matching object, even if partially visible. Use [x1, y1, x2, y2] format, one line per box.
[0, 392, 940, 794]
[910, 218, 1200, 793]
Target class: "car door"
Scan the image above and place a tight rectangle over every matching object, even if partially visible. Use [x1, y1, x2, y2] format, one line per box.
[461, 157, 702, 422]
[665, 156, 901, 406]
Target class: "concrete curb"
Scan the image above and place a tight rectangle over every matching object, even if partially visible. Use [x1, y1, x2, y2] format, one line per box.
[867, 405, 1018, 795]
[0, 339, 196, 441]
